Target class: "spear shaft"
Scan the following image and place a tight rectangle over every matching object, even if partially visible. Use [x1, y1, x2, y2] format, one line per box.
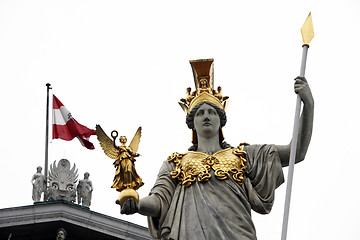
[281, 45, 308, 240]
[281, 13, 313, 240]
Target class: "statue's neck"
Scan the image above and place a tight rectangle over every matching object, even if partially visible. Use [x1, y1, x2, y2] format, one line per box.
[196, 135, 222, 155]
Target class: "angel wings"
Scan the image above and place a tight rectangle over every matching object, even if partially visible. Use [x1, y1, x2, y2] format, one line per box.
[96, 125, 142, 160]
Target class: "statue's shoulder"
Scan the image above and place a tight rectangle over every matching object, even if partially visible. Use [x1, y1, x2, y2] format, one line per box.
[234, 142, 250, 151]
[167, 152, 186, 163]
[167, 150, 209, 163]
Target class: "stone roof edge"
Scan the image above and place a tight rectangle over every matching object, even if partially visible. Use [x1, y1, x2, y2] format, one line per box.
[0, 201, 151, 240]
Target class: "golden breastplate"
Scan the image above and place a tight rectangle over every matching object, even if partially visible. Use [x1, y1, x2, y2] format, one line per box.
[168, 143, 248, 187]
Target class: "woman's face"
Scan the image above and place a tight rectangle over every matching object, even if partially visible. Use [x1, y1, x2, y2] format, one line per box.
[120, 136, 127, 144]
[56, 230, 66, 240]
[193, 103, 220, 138]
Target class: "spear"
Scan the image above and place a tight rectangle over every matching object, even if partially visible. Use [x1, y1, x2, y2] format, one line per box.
[281, 12, 314, 240]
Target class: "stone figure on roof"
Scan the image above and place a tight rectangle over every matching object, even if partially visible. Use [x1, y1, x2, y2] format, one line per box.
[31, 166, 46, 202]
[77, 172, 93, 207]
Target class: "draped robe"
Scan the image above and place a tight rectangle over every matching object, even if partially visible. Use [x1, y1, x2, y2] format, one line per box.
[147, 144, 284, 240]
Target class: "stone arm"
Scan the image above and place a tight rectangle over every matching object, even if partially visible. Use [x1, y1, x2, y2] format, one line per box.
[121, 160, 175, 217]
[276, 76, 314, 167]
[77, 181, 82, 203]
[120, 195, 160, 217]
[88, 181, 93, 192]
[31, 174, 36, 185]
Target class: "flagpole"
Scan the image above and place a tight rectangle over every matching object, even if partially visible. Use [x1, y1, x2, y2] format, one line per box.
[281, 13, 314, 240]
[44, 83, 52, 195]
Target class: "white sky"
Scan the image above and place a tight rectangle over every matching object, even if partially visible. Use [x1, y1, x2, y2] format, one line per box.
[1, 1, 359, 239]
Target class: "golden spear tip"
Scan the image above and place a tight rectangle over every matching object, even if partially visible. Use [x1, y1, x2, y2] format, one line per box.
[301, 12, 315, 46]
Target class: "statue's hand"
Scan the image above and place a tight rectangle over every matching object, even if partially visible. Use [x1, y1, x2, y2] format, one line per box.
[120, 198, 138, 215]
[294, 76, 314, 106]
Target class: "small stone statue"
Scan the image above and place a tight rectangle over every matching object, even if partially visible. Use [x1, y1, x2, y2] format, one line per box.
[77, 172, 93, 207]
[31, 166, 46, 202]
[56, 228, 67, 240]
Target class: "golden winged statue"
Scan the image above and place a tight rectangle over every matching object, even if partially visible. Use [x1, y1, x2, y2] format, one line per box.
[96, 125, 144, 205]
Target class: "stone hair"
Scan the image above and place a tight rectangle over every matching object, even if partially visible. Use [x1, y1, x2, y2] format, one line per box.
[185, 102, 227, 130]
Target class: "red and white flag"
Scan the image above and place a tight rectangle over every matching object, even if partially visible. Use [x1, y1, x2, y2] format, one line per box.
[52, 95, 96, 149]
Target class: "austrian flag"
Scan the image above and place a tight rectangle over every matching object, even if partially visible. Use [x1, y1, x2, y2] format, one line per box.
[52, 95, 96, 149]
